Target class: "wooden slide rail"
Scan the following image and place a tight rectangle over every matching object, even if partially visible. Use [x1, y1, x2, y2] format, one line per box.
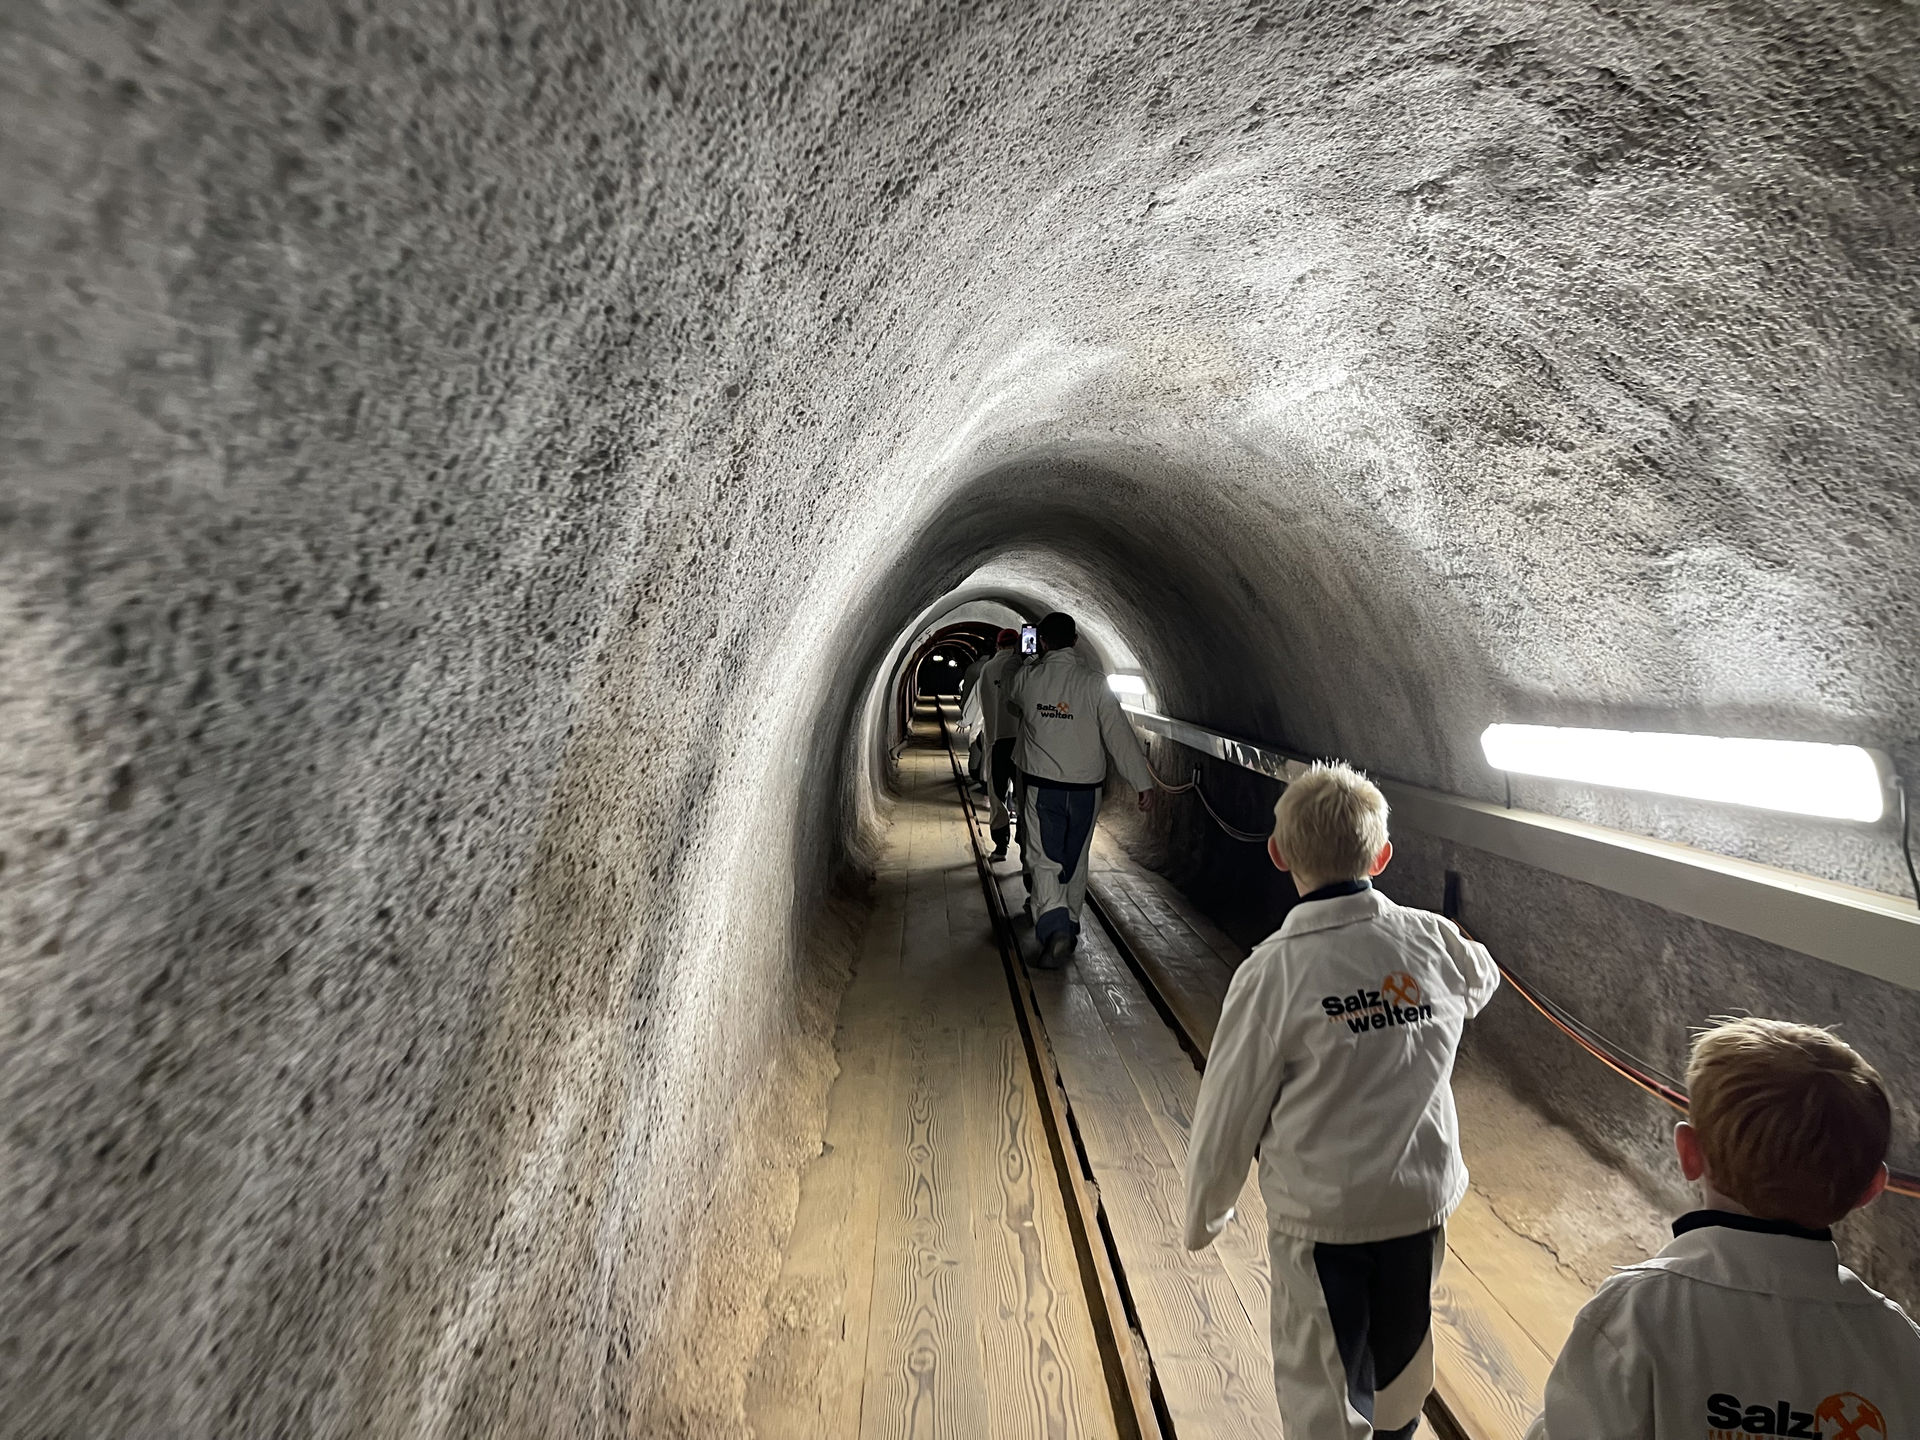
[935, 708, 1166, 1440]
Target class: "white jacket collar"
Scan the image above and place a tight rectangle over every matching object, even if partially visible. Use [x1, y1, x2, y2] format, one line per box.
[1277, 887, 1390, 938]
[1635, 1217, 1868, 1305]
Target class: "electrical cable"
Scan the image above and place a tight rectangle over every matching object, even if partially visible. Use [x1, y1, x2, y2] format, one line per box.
[1145, 758, 1270, 843]
[1143, 759, 1197, 795]
[1194, 781, 1272, 844]
[1449, 916, 1920, 1201]
[1896, 775, 1919, 907]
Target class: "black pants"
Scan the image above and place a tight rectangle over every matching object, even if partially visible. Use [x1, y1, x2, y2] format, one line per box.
[1307, 1228, 1442, 1440]
[988, 737, 1017, 846]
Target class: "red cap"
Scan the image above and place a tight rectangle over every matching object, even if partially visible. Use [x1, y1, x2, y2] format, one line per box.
[997, 628, 1020, 647]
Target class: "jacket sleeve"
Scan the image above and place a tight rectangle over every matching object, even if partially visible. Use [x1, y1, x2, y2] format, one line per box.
[1003, 663, 1026, 725]
[959, 659, 985, 702]
[1096, 683, 1157, 793]
[1532, 1291, 1649, 1440]
[1184, 956, 1285, 1249]
[1439, 916, 1501, 1019]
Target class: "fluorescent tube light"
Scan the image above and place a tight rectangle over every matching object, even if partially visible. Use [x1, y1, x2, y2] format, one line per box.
[1480, 724, 1886, 823]
[1107, 674, 1149, 697]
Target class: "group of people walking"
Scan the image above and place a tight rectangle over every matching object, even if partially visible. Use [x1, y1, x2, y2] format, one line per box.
[947, 610, 1918, 1440]
[958, 611, 1156, 968]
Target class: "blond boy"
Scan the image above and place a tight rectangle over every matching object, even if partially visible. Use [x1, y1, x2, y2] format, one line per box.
[1531, 1019, 1920, 1440]
[1185, 763, 1500, 1439]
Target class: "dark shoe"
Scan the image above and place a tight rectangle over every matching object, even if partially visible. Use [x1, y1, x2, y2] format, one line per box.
[1040, 932, 1074, 969]
[988, 842, 1008, 862]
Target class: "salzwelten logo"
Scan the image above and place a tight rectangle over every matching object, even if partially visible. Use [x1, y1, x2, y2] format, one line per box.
[1705, 1391, 1884, 1439]
[1035, 700, 1075, 719]
[1319, 971, 1435, 1033]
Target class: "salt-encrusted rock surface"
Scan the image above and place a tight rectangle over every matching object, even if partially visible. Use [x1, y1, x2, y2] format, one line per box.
[3, 1, 1916, 1433]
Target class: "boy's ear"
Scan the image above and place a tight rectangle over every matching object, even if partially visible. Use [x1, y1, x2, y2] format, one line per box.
[1367, 840, 1393, 877]
[1855, 1162, 1890, 1213]
[1675, 1121, 1708, 1182]
[1267, 835, 1289, 872]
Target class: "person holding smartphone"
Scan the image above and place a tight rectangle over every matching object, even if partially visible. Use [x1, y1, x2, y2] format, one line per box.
[1006, 612, 1157, 967]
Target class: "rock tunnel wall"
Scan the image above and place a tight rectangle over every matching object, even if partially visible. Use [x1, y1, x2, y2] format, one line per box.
[5, 0, 1919, 1434]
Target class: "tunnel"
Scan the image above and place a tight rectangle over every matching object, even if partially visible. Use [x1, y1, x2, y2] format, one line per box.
[4, 1, 1920, 1435]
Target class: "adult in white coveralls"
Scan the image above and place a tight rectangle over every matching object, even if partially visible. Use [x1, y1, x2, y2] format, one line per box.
[970, 628, 1024, 859]
[1006, 612, 1156, 967]
[958, 641, 993, 787]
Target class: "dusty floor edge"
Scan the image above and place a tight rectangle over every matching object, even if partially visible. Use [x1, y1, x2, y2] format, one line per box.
[624, 867, 871, 1439]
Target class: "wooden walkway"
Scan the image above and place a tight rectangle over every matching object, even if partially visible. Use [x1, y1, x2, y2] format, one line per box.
[1085, 833, 1595, 1440]
[751, 704, 1613, 1440]
[989, 856, 1285, 1438]
[747, 716, 1122, 1440]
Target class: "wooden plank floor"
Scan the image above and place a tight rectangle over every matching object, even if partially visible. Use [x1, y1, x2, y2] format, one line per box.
[1082, 834, 1591, 1440]
[747, 716, 1120, 1440]
[989, 862, 1285, 1439]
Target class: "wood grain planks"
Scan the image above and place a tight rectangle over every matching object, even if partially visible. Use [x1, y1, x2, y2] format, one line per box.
[748, 853, 908, 1437]
[961, 1025, 1100, 1440]
[1084, 831, 1592, 1440]
[1032, 971, 1284, 1440]
[985, 847, 1283, 1440]
[865, 1015, 992, 1440]
[752, 722, 1119, 1440]
[1441, 1189, 1589, 1362]
[1431, 1254, 1553, 1440]
[1085, 865, 1231, 1052]
[1090, 835, 1245, 975]
[1065, 937, 1275, 1350]
[745, 1020, 895, 1435]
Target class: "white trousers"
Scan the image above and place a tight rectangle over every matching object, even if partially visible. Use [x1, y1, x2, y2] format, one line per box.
[1265, 1226, 1444, 1440]
[1019, 781, 1098, 945]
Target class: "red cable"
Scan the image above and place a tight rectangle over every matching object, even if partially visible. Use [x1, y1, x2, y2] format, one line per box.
[1462, 923, 1920, 1202]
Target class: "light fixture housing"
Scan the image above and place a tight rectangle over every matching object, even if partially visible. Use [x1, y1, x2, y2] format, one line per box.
[1107, 673, 1149, 698]
[1479, 724, 1888, 823]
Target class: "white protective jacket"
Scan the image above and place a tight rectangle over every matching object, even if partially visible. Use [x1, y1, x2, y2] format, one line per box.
[959, 652, 988, 704]
[1007, 647, 1155, 791]
[1529, 1213, 1920, 1440]
[974, 647, 1024, 746]
[1184, 887, 1501, 1248]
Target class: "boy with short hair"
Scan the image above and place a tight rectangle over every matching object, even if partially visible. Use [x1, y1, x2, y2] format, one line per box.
[1185, 762, 1501, 1439]
[1530, 1018, 1920, 1440]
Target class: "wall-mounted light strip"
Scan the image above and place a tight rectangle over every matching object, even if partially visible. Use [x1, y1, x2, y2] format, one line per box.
[1122, 705, 1920, 993]
[1106, 673, 1150, 698]
[1481, 724, 1888, 823]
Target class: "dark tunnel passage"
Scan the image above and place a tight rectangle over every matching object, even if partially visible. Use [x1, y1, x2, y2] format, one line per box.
[5, 1, 1920, 1435]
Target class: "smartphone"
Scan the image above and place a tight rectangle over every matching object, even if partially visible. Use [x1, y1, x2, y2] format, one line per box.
[1020, 624, 1038, 655]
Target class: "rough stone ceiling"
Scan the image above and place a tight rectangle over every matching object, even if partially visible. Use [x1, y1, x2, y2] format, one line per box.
[4, 0, 1919, 1433]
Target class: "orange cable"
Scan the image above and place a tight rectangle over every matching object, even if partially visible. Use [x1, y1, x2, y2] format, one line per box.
[1466, 923, 1920, 1202]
